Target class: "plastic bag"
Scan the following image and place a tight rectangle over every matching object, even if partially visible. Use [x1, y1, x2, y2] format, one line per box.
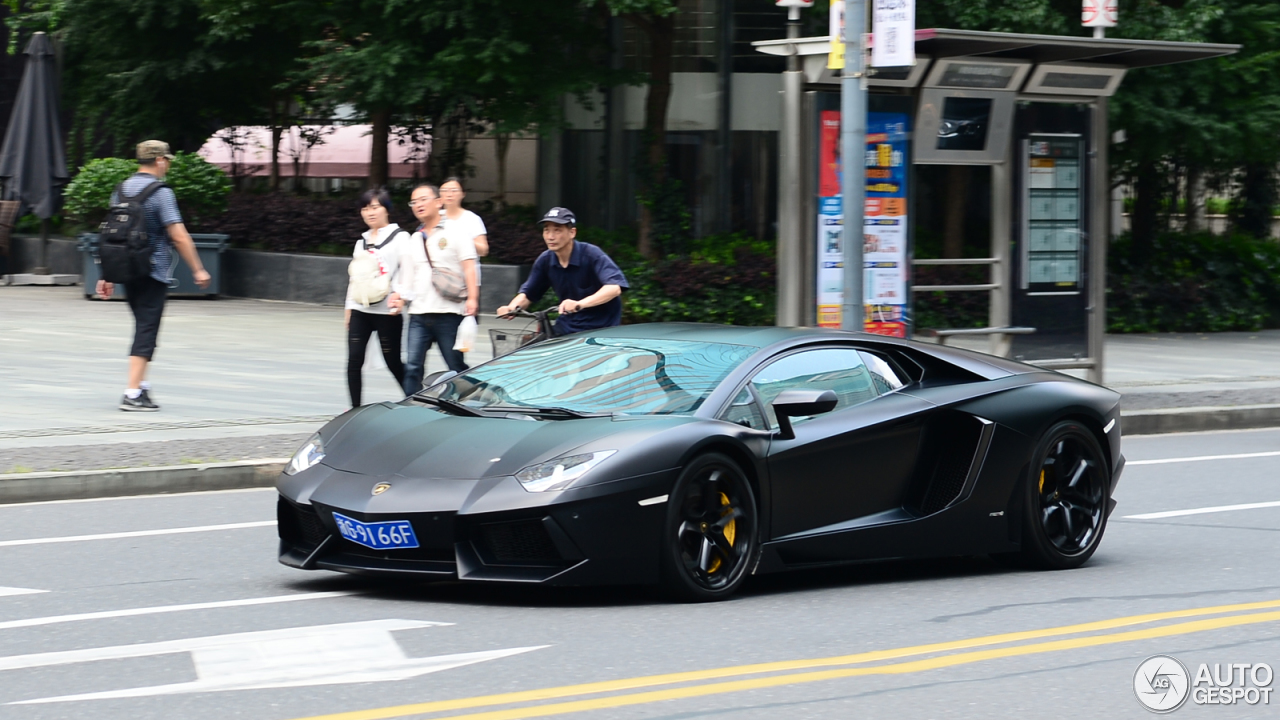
[454, 315, 478, 352]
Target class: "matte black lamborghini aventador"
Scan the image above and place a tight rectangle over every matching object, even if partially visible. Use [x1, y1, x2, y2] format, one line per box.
[277, 324, 1124, 601]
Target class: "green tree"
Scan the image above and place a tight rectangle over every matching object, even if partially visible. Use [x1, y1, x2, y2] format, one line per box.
[595, 0, 678, 259]
[1109, 0, 1280, 250]
[5, 0, 311, 163]
[290, 0, 613, 189]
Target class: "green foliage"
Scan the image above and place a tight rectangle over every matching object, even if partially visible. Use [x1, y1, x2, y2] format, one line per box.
[911, 266, 990, 330]
[917, 0, 1073, 34]
[62, 158, 135, 223]
[620, 233, 776, 327]
[1107, 231, 1280, 332]
[62, 153, 231, 227]
[6, 0, 310, 157]
[166, 152, 233, 223]
[623, 264, 775, 327]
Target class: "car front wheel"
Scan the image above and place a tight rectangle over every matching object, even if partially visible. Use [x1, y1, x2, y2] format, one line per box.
[660, 453, 758, 602]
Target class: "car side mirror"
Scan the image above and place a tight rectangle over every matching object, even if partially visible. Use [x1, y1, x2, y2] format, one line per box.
[418, 370, 458, 393]
[772, 389, 838, 440]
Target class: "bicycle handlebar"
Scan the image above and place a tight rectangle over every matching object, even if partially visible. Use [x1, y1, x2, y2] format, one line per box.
[496, 307, 559, 320]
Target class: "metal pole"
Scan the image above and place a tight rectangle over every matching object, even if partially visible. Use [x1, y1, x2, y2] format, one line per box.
[776, 8, 804, 326]
[840, 0, 866, 331]
[989, 162, 1012, 357]
[35, 218, 49, 275]
[1088, 97, 1110, 385]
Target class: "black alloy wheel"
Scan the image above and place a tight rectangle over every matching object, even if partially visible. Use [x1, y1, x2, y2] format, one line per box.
[1016, 420, 1111, 569]
[661, 453, 758, 601]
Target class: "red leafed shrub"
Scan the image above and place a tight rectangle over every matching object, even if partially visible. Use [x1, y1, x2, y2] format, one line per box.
[194, 194, 418, 254]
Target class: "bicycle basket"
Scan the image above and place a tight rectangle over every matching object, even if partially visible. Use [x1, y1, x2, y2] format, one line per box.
[489, 328, 540, 358]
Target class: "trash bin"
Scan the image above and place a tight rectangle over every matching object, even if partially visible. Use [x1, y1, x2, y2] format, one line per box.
[79, 233, 229, 299]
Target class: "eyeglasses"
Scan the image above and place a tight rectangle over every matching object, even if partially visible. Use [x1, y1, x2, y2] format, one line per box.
[440, 188, 461, 194]
[408, 197, 436, 206]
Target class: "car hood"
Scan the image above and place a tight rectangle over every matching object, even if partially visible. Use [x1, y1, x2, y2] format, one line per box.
[320, 402, 682, 480]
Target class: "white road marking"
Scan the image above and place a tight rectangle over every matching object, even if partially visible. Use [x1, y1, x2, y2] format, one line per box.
[0, 486, 274, 509]
[0, 587, 46, 598]
[0, 521, 275, 547]
[1128, 450, 1280, 466]
[638, 494, 668, 507]
[1123, 500, 1280, 520]
[0, 591, 357, 632]
[3, 619, 544, 704]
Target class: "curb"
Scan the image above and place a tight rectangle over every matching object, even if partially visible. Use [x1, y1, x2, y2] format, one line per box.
[4, 403, 1279, 503]
[1122, 404, 1280, 436]
[0, 459, 286, 505]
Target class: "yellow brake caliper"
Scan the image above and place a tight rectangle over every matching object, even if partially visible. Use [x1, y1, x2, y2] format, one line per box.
[1039, 469, 1046, 494]
[707, 492, 736, 573]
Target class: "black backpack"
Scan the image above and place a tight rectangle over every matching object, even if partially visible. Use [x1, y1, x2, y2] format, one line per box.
[97, 180, 167, 283]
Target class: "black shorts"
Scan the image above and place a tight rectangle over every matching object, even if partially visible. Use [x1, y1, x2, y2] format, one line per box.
[125, 277, 168, 360]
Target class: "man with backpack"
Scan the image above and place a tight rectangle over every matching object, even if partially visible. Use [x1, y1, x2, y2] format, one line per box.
[95, 140, 210, 411]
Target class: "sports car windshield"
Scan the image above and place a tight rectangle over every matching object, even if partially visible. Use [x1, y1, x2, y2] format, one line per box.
[422, 336, 755, 416]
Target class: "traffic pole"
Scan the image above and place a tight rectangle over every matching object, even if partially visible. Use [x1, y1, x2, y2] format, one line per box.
[840, 0, 867, 331]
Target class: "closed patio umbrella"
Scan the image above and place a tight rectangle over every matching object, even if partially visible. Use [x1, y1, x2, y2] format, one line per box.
[0, 32, 68, 274]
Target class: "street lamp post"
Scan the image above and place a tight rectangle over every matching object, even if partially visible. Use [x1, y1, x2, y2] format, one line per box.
[840, 1, 866, 331]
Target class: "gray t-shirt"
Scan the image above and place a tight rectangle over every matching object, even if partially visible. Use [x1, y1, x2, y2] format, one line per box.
[109, 173, 183, 284]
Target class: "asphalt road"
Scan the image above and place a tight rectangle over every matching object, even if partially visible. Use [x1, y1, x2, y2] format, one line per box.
[1, 428, 1278, 719]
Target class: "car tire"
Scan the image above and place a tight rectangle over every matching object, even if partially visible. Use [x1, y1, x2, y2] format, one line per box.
[660, 453, 759, 602]
[1014, 420, 1111, 570]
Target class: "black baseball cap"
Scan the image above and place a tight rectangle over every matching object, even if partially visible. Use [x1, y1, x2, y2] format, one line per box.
[540, 207, 576, 226]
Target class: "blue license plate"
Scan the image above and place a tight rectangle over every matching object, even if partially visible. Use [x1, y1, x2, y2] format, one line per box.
[332, 512, 420, 550]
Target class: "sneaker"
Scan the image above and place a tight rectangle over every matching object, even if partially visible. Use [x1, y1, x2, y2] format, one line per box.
[120, 390, 160, 412]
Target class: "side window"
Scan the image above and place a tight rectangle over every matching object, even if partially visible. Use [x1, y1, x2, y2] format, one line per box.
[859, 351, 906, 393]
[750, 348, 878, 429]
[721, 387, 767, 430]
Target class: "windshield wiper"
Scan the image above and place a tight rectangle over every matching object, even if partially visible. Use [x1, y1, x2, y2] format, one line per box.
[487, 405, 609, 419]
[414, 395, 491, 418]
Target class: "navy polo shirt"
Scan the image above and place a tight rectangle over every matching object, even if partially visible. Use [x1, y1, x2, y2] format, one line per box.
[519, 241, 629, 334]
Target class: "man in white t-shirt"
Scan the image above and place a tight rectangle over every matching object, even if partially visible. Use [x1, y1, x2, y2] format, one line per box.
[392, 183, 479, 394]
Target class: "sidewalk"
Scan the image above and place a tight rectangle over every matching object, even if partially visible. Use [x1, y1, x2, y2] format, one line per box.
[0, 285, 520, 475]
[2, 284, 1278, 492]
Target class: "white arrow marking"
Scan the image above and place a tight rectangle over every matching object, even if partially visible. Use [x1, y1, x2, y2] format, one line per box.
[5, 619, 546, 704]
[0, 587, 46, 598]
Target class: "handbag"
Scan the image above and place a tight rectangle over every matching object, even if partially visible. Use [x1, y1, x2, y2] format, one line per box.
[347, 228, 404, 307]
[422, 229, 469, 303]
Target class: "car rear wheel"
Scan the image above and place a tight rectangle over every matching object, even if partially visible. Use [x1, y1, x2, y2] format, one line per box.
[1014, 420, 1111, 570]
[660, 453, 758, 602]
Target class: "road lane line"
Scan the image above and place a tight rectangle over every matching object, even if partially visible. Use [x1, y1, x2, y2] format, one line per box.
[1123, 500, 1280, 520]
[1128, 450, 1280, 466]
[309, 609, 1280, 720]
[0, 591, 358, 632]
[0, 487, 274, 509]
[289, 597, 1280, 720]
[0, 521, 275, 547]
[431, 609, 1280, 720]
[0, 587, 46, 598]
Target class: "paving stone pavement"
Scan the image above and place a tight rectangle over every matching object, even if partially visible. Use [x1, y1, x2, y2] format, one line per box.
[4, 284, 1280, 473]
[0, 432, 311, 474]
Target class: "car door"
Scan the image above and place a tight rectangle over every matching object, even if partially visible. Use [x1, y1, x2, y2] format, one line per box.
[751, 346, 935, 541]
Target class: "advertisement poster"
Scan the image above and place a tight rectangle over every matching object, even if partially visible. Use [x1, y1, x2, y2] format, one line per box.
[816, 111, 909, 337]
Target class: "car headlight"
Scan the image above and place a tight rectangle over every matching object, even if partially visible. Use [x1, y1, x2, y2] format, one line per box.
[515, 451, 617, 493]
[284, 434, 325, 475]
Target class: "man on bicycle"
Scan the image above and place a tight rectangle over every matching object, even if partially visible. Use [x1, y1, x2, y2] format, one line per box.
[497, 207, 628, 335]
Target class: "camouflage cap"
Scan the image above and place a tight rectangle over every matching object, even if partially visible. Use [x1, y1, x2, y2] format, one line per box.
[136, 140, 175, 161]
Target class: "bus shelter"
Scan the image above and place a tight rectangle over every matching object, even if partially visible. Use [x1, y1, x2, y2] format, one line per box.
[755, 29, 1237, 384]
